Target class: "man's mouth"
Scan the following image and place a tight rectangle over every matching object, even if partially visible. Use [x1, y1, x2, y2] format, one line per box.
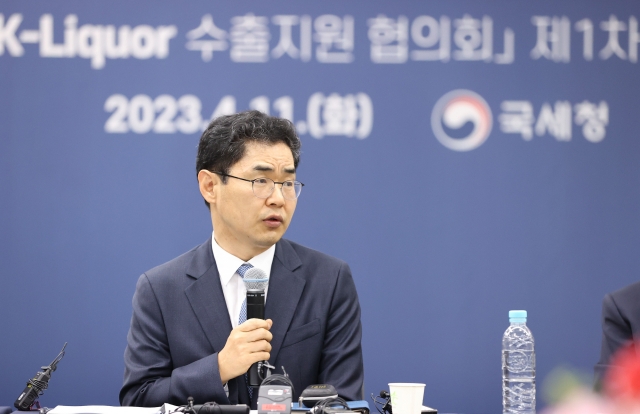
[263, 215, 284, 228]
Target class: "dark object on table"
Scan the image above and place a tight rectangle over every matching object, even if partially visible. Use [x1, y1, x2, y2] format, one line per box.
[163, 397, 250, 414]
[257, 385, 292, 414]
[14, 343, 67, 411]
[189, 403, 249, 414]
[371, 391, 392, 414]
[291, 400, 368, 414]
[257, 368, 295, 414]
[370, 390, 437, 414]
[299, 385, 339, 408]
[309, 397, 356, 414]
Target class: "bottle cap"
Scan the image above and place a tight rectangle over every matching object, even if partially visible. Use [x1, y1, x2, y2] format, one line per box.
[509, 310, 527, 323]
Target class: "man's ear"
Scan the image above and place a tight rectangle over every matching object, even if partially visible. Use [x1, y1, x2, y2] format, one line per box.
[197, 170, 217, 206]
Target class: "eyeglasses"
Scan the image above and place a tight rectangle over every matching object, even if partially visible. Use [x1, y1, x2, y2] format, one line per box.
[211, 171, 304, 200]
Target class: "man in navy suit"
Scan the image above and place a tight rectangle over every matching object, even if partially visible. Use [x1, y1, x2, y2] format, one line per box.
[120, 111, 364, 407]
[595, 281, 640, 383]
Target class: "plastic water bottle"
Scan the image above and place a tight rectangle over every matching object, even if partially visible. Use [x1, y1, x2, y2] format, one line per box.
[502, 310, 535, 414]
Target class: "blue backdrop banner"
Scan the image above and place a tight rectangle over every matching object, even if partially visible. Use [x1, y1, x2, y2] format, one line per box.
[2, 1, 640, 413]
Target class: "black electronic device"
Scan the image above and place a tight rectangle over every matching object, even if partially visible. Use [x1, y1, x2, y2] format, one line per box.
[190, 403, 250, 414]
[257, 385, 292, 414]
[165, 397, 250, 414]
[311, 408, 358, 414]
[299, 385, 339, 408]
[14, 343, 67, 411]
[308, 397, 357, 414]
[242, 267, 270, 387]
[258, 367, 295, 414]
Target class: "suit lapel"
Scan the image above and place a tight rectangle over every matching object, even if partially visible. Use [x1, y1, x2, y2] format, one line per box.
[265, 239, 305, 366]
[184, 238, 233, 353]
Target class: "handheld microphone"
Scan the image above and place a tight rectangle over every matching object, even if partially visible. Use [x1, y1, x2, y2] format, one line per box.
[242, 267, 269, 387]
[15, 343, 67, 411]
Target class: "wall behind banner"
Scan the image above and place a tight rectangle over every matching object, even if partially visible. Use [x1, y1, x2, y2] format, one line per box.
[2, 0, 640, 412]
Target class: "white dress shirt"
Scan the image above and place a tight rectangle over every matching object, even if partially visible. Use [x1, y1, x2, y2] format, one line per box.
[211, 231, 275, 328]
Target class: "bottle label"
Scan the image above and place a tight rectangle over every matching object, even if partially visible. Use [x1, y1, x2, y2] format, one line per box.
[506, 351, 531, 372]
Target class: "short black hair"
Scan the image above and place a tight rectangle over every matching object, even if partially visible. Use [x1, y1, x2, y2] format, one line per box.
[196, 110, 301, 208]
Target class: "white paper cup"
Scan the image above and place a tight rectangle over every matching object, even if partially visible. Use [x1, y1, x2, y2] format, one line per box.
[388, 383, 425, 414]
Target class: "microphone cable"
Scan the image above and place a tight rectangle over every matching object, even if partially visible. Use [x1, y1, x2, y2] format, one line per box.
[311, 397, 350, 414]
[260, 366, 295, 396]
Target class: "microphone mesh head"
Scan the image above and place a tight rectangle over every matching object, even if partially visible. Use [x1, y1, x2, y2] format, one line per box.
[243, 267, 269, 291]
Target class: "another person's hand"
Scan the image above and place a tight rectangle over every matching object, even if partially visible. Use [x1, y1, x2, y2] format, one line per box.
[218, 319, 273, 383]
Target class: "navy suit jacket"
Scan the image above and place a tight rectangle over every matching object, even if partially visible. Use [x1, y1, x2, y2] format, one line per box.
[595, 281, 640, 383]
[119, 237, 364, 407]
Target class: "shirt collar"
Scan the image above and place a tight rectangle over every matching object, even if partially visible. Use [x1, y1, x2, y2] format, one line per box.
[211, 231, 276, 287]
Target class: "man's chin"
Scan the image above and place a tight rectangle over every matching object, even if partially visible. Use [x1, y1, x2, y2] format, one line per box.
[258, 229, 286, 246]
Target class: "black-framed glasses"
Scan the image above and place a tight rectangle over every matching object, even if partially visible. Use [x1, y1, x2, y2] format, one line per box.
[211, 171, 304, 200]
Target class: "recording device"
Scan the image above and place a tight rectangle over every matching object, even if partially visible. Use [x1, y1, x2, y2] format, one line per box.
[257, 368, 294, 414]
[257, 385, 292, 414]
[242, 267, 270, 387]
[14, 343, 67, 411]
[299, 385, 339, 408]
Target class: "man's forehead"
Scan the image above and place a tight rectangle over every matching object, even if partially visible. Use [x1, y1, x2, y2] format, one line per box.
[237, 141, 295, 171]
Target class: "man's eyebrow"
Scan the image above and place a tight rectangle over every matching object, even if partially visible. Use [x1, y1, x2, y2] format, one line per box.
[253, 165, 296, 174]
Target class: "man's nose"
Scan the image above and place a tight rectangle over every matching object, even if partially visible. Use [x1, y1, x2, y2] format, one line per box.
[266, 184, 286, 206]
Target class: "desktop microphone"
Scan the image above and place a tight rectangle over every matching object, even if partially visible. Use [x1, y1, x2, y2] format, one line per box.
[242, 267, 269, 387]
[14, 343, 67, 411]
